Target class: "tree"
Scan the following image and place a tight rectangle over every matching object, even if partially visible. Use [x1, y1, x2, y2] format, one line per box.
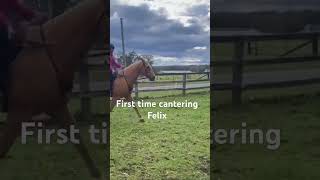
[117, 51, 155, 67]
[141, 55, 154, 66]
[117, 51, 137, 67]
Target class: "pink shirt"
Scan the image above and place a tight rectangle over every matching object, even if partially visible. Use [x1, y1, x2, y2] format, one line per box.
[109, 53, 123, 74]
[0, 0, 35, 28]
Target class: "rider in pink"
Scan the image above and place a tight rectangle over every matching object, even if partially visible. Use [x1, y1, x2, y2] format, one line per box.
[0, 0, 36, 27]
[109, 44, 123, 95]
[109, 52, 123, 74]
[0, 0, 47, 111]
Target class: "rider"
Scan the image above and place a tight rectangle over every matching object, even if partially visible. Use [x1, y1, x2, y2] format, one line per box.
[0, 0, 47, 110]
[109, 43, 123, 96]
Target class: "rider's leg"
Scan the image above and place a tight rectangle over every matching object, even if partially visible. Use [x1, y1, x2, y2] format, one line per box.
[0, 26, 23, 112]
[110, 71, 115, 96]
[0, 26, 10, 111]
[0, 26, 9, 75]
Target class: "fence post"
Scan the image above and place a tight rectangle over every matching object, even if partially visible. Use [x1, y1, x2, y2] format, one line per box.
[182, 73, 187, 95]
[79, 62, 91, 121]
[232, 39, 244, 105]
[312, 34, 318, 56]
[135, 82, 139, 99]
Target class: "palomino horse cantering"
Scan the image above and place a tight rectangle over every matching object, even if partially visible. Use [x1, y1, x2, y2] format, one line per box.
[0, 0, 107, 178]
[111, 57, 156, 122]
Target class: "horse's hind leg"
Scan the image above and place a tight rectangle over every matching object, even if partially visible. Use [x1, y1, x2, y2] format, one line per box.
[110, 97, 117, 112]
[0, 110, 32, 158]
[126, 95, 144, 122]
[56, 104, 101, 178]
[134, 106, 144, 122]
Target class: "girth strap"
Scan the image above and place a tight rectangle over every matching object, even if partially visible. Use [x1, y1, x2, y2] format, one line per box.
[39, 25, 66, 95]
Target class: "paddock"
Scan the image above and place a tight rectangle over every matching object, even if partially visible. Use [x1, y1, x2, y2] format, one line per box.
[212, 31, 320, 179]
[111, 92, 210, 179]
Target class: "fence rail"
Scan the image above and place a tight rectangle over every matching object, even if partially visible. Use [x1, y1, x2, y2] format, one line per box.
[212, 32, 320, 105]
[134, 72, 210, 98]
[0, 46, 209, 118]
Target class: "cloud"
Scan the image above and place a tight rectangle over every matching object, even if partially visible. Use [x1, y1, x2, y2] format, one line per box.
[153, 55, 208, 66]
[111, 0, 210, 66]
[193, 46, 207, 50]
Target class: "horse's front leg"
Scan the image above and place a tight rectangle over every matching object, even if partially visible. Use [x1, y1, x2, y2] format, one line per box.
[0, 109, 32, 158]
[110, 97, 117, 112]
[126, 95, 144, 122]
[56, 104, 101, 178]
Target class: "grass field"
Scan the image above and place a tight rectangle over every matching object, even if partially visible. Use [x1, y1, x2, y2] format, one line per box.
[0, 98, 107, 180]
[111, 92, 210, 180]
[211, 39, 320, 179]
[212, 89, 320, 180]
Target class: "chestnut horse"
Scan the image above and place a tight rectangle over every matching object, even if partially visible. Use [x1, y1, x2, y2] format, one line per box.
[111, 57, 155, 122]
[0, 0, 107, 178]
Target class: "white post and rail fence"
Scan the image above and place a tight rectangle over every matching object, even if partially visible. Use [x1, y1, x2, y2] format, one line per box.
[212, 32, 320, 105]
[0, 49, 210, 121]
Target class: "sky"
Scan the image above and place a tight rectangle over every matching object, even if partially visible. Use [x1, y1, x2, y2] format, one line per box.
[110, 0, 210, 66]
[214, 0, 320, 12]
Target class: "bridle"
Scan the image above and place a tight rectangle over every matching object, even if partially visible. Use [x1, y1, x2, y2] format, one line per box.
[118, 57, 151, 93]
[137, 58, 150, 80]
[38, 9, 107, 95]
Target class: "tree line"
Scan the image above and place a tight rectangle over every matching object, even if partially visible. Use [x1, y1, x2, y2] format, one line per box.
[213, 11, 320, 33]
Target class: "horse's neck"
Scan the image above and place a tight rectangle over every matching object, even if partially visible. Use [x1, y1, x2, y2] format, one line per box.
[124, 62, 142, 85]
[43, 0, 105, 74]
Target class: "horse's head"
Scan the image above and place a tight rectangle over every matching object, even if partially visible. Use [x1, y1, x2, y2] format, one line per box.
[136, 57, 156, 81]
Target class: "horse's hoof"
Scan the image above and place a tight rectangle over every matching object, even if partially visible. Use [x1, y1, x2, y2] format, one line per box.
[139, 118, 145, 122]
[0, 155, 13, 160]
[90, 169, 101, 179]
[87, 165, 101, 179]
[0, 154, 11, 159]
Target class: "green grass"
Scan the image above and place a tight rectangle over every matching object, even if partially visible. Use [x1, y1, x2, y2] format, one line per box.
[213, 90, 320, 180]
[111, 92, 210, 179]
[0, 98, 107, 180]
[212, 39, 320, 179]
[0, 123, 107, 180]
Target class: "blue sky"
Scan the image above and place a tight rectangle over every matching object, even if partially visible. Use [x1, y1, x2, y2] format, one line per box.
[110, 0, 210, 66]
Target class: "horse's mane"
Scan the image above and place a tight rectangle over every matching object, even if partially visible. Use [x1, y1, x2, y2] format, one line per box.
[133, 56, 145, 63]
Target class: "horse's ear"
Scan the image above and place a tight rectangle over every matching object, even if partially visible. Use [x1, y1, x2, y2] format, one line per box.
[135, 56, 141, 62]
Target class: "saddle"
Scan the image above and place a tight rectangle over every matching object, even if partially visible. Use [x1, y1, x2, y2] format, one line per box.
[0, 38, 54, 112]
[116, 70, 134, 92]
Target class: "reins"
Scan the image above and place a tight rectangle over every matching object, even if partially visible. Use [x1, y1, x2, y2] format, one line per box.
[39, 7, 107, 96]
[118, 58, 147, 93]
[39, 25, 63, 94]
